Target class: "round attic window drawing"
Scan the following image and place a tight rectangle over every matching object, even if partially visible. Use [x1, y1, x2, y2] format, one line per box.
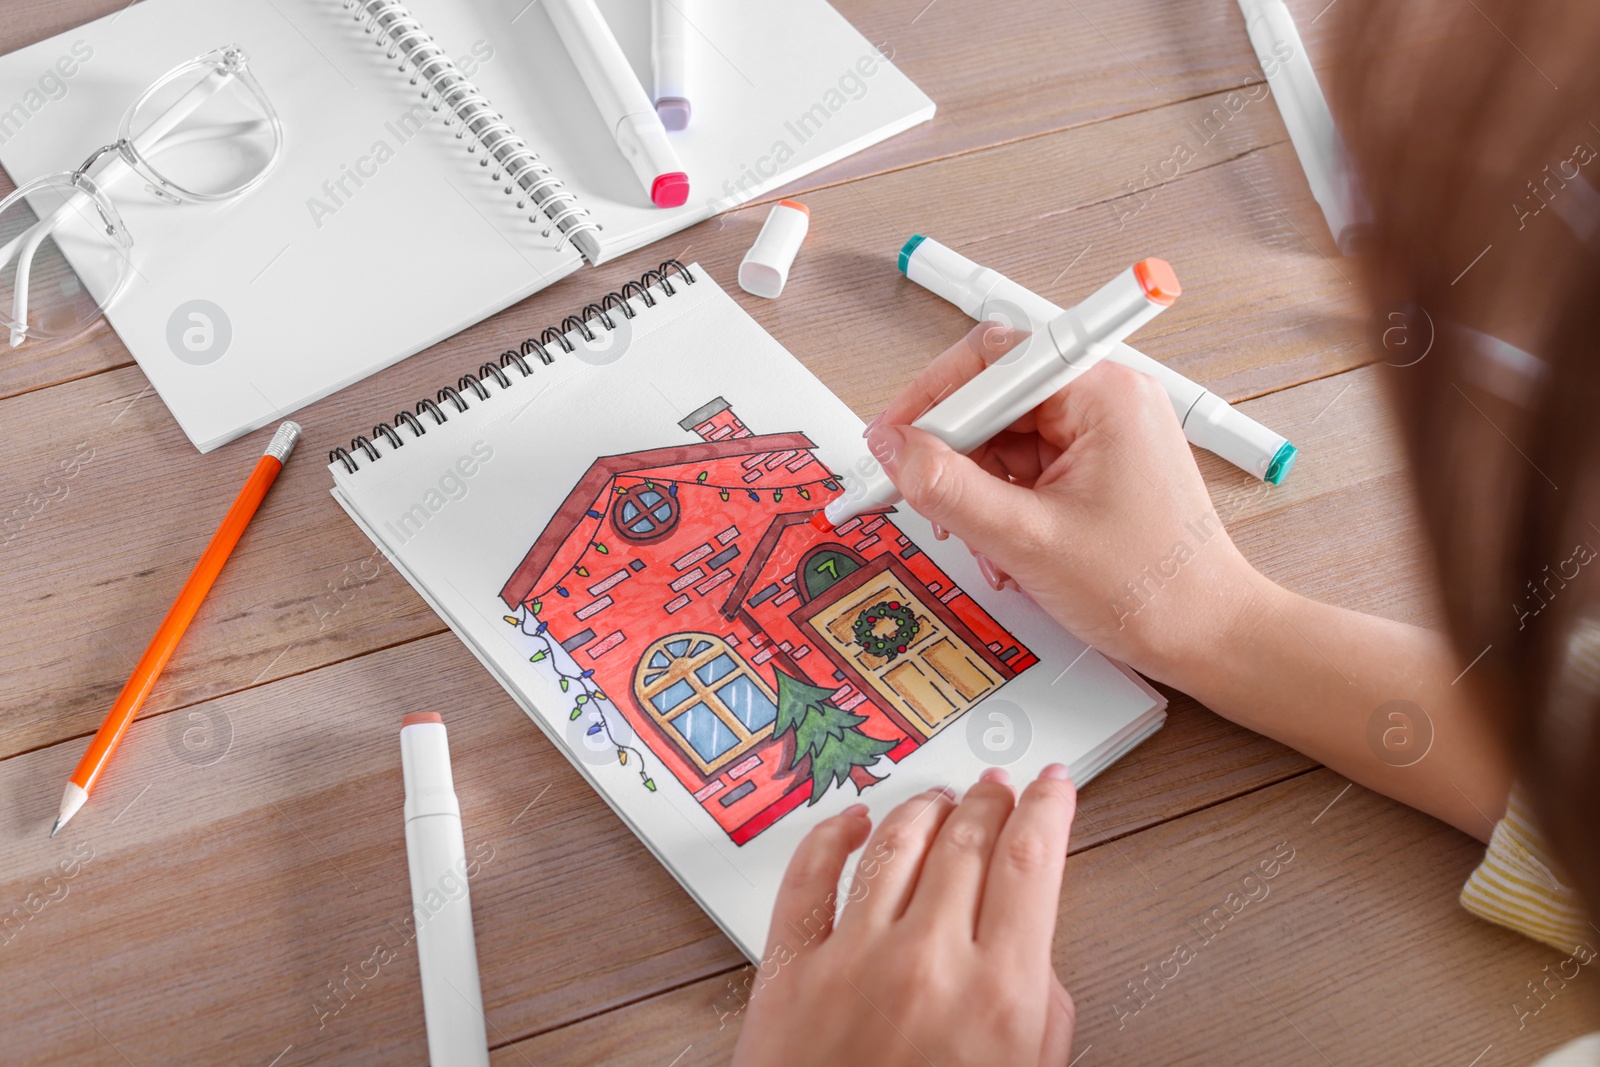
[612, 484, 680, 543]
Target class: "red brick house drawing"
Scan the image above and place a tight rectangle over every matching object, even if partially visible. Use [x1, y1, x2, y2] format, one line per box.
[498, 398, 1037, 845]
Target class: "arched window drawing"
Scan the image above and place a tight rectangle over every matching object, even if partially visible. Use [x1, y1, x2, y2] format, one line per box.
[634, 633, 778, 775]
[612, 484, 680, 543]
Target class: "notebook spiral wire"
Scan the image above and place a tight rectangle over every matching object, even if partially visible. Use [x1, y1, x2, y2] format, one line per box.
[343, 0, 601, 251]
[330, 261, 697, 473]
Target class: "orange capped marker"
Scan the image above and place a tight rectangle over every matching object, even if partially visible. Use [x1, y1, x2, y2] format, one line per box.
[821, 259, 1180, 529]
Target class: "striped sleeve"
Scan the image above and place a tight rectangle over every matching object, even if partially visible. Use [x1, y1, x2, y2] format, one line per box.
[1460, 786, 1592, 953]
[1532, 1035, 1600, 1067]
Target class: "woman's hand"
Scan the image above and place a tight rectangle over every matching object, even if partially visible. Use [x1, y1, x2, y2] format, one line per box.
[862, 322, 1265, 688]
[730, 767, 1078, 1067]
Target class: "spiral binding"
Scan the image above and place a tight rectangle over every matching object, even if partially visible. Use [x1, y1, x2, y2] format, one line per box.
[344, 0, 601, 256]
[330, 260, 697, 473]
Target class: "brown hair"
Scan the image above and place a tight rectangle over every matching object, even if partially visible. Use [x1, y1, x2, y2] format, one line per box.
[1337, 0, 1600, 911]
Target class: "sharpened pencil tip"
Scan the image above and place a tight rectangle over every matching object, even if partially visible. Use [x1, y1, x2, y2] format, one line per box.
[49, 818, 62, 838]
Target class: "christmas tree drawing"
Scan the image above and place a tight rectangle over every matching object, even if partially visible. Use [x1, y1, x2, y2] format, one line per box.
[773, 668, 896, 804]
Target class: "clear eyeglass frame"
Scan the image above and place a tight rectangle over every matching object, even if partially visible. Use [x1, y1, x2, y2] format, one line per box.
[0, 44, 282, 347]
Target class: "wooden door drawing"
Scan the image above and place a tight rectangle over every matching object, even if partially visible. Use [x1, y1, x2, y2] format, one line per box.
[792, 554, 1010, 738]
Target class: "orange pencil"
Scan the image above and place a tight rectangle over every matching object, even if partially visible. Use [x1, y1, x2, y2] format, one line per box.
[50, 421, 301, 837]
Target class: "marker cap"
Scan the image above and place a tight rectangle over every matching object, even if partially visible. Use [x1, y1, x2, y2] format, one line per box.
[1133, 258, 1181, 306]
[656, 98, 690, 131]
[401, 714, 461, 823]
[739, 200, 810, 299]
[651, 172, 689, 207]
[615, 112, 690, 207]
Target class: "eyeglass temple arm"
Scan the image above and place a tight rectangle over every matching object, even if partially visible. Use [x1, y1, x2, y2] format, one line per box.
[7, 68, 231, 347]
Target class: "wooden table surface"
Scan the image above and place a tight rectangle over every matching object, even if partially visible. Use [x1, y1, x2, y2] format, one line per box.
[4, 1, 1597, 1064]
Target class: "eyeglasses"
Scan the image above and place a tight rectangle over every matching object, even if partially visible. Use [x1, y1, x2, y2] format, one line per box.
[0, 44, 281, 348]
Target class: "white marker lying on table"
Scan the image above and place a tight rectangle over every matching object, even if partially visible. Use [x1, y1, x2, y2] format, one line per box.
[815, 257, 1181, 532]
[899, 235, 1297, 485]
[401, 712, 490, 1067]
[1236, 0, 1370, 254]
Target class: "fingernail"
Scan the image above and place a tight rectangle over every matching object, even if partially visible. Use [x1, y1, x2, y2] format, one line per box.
[930, 785, 957, 801]
[865, 423, 905, 477]
[862, 412, 884, 438]
[1040, 763, 1072, 782]
[841, 803, 869, 818]
[974, 553, 1008, 592]
[979, 767, 1011, 785]
[932, 522, 949, 541]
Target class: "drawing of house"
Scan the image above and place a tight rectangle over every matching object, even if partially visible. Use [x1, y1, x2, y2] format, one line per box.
[497, 398, 1037, 845]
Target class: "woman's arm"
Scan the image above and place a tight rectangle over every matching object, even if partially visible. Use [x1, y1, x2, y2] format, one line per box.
[1187, 579, 1511, 839]
[867, 323, 1512, 839]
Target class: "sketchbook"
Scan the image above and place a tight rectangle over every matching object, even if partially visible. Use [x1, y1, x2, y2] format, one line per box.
[0, 0, 933, 451]
[326, 262, 1167, 960]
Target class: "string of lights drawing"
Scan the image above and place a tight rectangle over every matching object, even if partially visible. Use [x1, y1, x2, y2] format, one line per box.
[501, 605, 657, 792]
[517, 470, 846, 609]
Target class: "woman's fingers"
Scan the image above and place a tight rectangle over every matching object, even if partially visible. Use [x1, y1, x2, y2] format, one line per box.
[976, 768, 1077, 966]
[867, 423, 1045, 550]
[903, 772, 1018, 934]
[837, 787, 958, 930]
[874, 322, 1029, 429]
[979, 431, 1057, 487]
[1039, 972, 1077, 1066]
[764, 806, 872, 958]
[1028, 360, 1177, 457]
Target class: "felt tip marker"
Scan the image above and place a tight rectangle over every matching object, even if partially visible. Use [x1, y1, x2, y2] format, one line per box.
[898, 235, 1297, 485]
[547, 0, 689, 207]
[401, 712, 491, 1067]
[818, 258, 1181, 531]
[1236, 0, 1369, 254]
[651, 0, 693, 131]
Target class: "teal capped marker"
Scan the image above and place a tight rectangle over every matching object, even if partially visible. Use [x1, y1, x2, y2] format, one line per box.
[896, 233, 1299, 485]
[898, 234, 927, 275]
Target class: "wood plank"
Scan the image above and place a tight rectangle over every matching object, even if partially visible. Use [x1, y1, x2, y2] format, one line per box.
[491, 972, 738, 1067]
[808, 0, 1354, 187]
[1205, 365, 1444, 630]
[0, 93, 1377, 760]
[0, 633, 738, 1067]
[499, 770, 1600, 1066]
[0, 633, 1306, 1065]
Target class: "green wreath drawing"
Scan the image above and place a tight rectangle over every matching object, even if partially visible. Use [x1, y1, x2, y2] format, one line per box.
[853, 601, 920, 661]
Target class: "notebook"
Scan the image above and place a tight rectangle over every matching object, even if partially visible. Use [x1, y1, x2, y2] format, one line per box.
[0, 0, 933, 452]
[327, 262, 1167, 960]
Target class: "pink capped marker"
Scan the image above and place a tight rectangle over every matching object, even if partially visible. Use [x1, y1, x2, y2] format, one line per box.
[546, 0, 690, 208]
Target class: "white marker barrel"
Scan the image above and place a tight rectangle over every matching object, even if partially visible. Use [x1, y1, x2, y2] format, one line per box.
[401, 713, 490, 1067]
[651, 0, 692, 129]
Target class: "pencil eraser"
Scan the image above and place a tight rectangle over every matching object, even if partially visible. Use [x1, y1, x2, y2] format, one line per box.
[656, 98, 690, 131]
[808, 511, 835, 533]
[739, 200, 811, 299]
[402, 712, 444, 728]
[651, 172, 690, 208]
